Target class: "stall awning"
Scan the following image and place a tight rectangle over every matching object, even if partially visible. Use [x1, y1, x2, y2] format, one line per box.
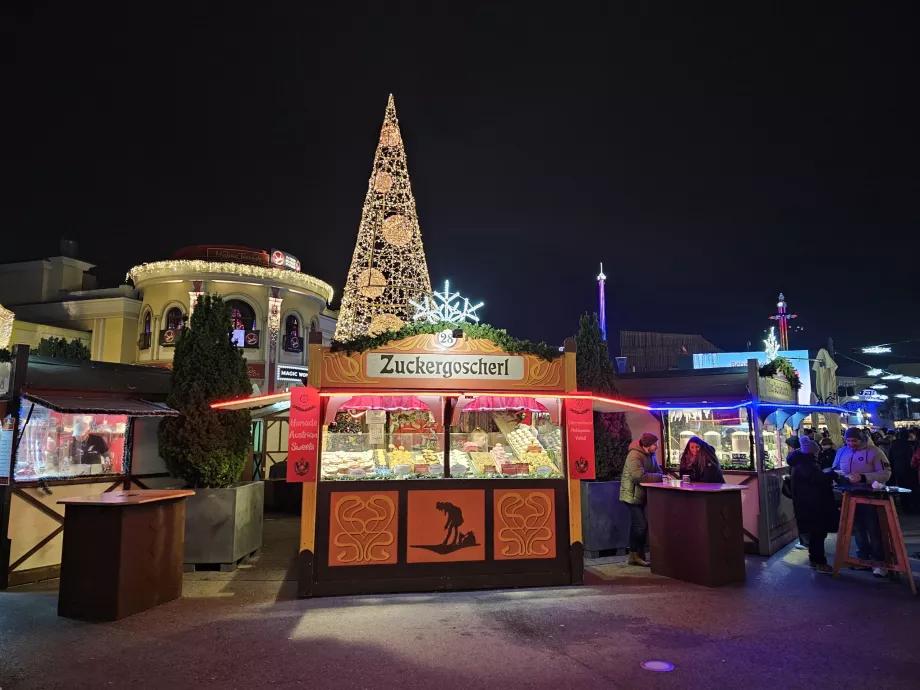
[22, 394, 178, 416]
[339, 395, 428, 411]
[461, 396, 548, 413]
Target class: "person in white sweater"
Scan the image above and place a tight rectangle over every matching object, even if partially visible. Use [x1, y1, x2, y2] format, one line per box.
[833, 427, 892, 576]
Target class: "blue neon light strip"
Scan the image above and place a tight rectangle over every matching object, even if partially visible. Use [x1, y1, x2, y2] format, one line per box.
[649, 401, 849, 415]
[756, 402, 849, 415]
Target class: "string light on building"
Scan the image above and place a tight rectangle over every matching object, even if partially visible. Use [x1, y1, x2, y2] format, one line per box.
[867, 368, 884, 376]
[410, 280, 483, 325]
[334, 94, 432, 341]
[882, 374, 903, 381]
[862, 345, 892, 354]
[870, 384, 888, 390]
[0, 304, 14, 349]
[895, 394, 911, 399]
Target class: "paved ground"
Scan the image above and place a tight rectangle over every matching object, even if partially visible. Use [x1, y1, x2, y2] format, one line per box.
[2, 514, 920, 690]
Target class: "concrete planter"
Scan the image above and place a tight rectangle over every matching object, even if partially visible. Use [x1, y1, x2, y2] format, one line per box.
[580, 480, 631, 557]
[184, 482, 264, 569]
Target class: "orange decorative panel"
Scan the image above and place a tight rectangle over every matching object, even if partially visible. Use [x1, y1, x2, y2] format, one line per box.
[493, 488, 556, 560]
[328, 491, 399, 566]
[321, 335, 565, 392]
[407, 490, 485, 563]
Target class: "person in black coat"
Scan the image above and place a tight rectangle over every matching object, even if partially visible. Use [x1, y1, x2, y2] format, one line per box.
[789, 436, 838, 572]
[817, 438, 837, 470]
[679, 436, 725, 483]
[890, 430, 917, 512]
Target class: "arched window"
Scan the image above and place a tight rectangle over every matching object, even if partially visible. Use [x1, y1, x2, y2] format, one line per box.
[165, 307, 184, 330]
[227, 300, 256, 331]
[283, 314, 302, 352]
[139, 311, 152, 350]
[143, 311, 151, 334]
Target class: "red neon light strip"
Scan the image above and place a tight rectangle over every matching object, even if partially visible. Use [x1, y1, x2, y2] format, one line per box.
[211, 390, 654, 412]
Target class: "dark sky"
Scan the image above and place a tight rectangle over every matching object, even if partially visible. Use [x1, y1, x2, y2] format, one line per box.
[6, 4, 918, 370]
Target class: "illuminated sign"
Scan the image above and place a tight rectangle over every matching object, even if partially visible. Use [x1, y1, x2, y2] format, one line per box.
[270, 249, 301, 272]
[366, 352, 524, 381]
[277, 365, 309, 382]
[693, 349, 811, 405]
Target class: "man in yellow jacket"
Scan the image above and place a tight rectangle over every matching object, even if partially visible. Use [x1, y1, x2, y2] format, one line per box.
[619, 432, 665, 566]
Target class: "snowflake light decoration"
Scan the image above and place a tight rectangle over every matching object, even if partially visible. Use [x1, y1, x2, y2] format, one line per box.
[409, 280, 484, 325]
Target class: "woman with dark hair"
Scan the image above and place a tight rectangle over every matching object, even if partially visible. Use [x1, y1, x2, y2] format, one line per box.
[679, 436, 725, 483]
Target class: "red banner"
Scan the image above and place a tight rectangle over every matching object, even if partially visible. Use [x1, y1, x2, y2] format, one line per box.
[287, 386, 320, 482]
[565, 398, 595, 480]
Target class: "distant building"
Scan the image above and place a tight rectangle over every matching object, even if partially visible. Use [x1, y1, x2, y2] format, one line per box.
[618, 330, 722, 373]
[0, 246, 138, 362]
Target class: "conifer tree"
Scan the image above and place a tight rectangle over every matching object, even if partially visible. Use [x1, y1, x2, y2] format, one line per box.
[158, 294, 253, 488]
[575, 313, 632, 480]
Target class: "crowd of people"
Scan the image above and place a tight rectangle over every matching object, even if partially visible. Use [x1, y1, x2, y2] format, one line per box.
[618, 425, 920, 578]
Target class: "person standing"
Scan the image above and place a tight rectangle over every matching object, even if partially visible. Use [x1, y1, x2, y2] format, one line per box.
[789, 436, 837, 573]
[833, 427, 893, 576]
[678, 436, 725, 483]
[619, 432, 665, 567]
[817, 438, 837, 470]
[890, 430, 916, 512]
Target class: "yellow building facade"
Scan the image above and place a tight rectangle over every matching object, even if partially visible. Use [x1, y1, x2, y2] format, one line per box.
[127, 245, 337, 393]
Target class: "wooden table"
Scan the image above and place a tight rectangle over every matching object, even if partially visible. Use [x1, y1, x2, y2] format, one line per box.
[832, 485, 916, 595]
[642, 482, 748, 587]
[57, 489, 194, 621]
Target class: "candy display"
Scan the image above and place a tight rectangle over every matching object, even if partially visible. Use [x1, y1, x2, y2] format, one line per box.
[387, 444, 413, 469]
[469, 451, 497, 474]
[489, 443, 510, 468]
[449, 449, 472, 474]
[321, 450, 376, 477]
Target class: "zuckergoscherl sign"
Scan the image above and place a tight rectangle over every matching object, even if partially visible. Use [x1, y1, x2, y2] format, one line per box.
[366, 352, 525, 381]
[693, 349, 811, 405]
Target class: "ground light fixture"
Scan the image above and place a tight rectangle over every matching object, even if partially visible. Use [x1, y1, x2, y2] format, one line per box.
[641, 660, 675, 672]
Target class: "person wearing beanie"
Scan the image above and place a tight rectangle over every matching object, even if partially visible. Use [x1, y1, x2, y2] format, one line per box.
[786, 436, 818, 551]
[619, 432, 665, 567]
[785, 435, 801, 467]
[787, 434, 837, 573]
[833, 426, 892, 576]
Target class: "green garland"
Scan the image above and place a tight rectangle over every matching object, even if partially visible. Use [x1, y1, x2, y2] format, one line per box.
[759, 356, 802, 391]
[331, 321, 563, 361]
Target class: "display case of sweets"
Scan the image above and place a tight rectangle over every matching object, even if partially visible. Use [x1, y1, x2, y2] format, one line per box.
[321, 450, 377, 478]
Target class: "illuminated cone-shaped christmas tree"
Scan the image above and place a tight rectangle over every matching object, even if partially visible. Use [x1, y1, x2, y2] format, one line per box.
[334, 94, 432, 341]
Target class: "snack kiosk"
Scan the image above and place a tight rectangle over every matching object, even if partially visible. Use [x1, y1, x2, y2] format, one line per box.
[264, 330, 593, 597]
[614, 360, 848, 556]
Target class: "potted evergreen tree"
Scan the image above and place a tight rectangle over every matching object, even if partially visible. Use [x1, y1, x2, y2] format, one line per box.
[575, 313, 633, 557]
[158, 294, 264, 570]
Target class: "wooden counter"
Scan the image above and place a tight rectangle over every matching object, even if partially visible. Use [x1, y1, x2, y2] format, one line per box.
[57, 489, 194, 621]
[641, 482, 747, 587]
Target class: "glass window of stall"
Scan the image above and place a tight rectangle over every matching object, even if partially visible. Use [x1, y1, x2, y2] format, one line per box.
[664, 407, 754, 471]
[320, 396, 445, 480]
[13, 400, 129, 481]
[761, 411, 801, 470]
[448, 396, 564, 478]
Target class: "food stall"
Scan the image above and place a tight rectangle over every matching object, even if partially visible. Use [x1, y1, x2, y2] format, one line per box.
[221, 330, 591, 597]
[615, 360, 848, 556]
[0, 347, 178, 588]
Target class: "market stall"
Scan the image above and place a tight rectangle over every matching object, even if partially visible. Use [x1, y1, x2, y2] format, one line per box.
[0, 347, 177, 588]
[615, 360, 849, 556]
[260, 330, 589, 597]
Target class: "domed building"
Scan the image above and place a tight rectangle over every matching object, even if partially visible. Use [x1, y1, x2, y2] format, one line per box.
[127, 245, 336, 393]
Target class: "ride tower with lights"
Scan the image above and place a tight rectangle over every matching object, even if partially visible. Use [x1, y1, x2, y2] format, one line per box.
[768, 293, 797, 351]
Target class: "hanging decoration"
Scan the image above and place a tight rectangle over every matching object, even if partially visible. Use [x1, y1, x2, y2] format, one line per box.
[763, 327, 780, 363]
[410, 280, 484, 326]
[334, 94, 432, 341]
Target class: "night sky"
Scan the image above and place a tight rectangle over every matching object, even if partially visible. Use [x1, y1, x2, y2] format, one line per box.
[6, 4, 918, 370]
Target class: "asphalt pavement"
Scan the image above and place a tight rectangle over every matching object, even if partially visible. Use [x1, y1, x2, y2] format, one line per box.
[2, 514, 919, 690]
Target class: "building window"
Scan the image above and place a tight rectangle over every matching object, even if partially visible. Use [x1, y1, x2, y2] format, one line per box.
[227, 300, 259, 348]
[283, 314, 303, 352]
[139, 311, 152, 350]
[165, 307, 184, 330]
